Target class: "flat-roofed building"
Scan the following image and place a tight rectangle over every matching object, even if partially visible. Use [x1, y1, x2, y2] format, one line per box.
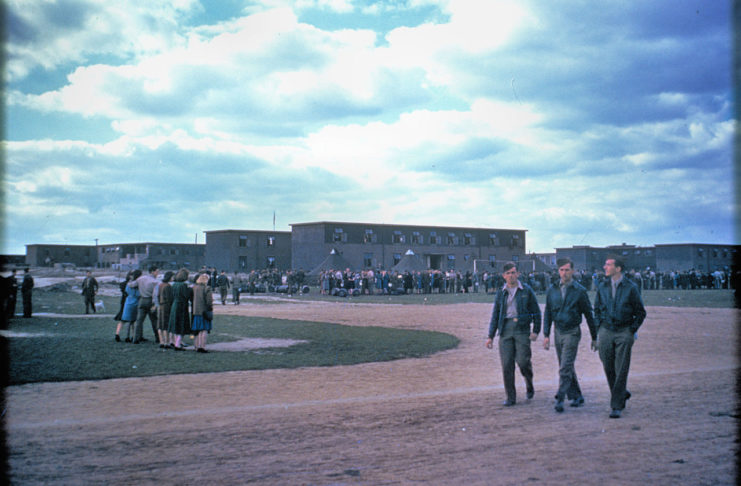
[204, 230, 292, 272]
[290, 221, 528, 273]
[654, 243, 737, 272]
[556, 243, 738, 273]
[26, 244, 98, 268]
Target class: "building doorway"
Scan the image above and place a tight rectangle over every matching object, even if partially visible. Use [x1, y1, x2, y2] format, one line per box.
[427, 254, 442, 270]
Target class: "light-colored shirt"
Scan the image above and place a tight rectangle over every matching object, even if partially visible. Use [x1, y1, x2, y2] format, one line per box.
[503, 281, 523, 318]
[134, 274, 158, 299]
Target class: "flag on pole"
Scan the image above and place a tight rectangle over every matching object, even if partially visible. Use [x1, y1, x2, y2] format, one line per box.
[273, 211, 276, 230]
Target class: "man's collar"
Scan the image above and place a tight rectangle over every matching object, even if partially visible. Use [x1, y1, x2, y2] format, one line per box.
[502, 281, 524, 291]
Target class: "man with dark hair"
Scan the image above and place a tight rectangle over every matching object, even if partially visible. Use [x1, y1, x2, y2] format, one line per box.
[543, 258, 597, 412]
[594, 255, 646, 418]
[82, 271, 99, 314]
[216, 270, 230, 305]
[486, 262, 541, 406]
[131, 265, 160, 344]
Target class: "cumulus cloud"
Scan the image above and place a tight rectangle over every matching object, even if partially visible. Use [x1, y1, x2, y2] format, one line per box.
[3, 0, 734, 254]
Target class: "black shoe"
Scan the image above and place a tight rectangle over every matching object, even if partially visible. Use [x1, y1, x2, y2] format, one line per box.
[609, 409, 622, 418]
[526, 388, 535, 400]
[159, 344, 166, 349]
[197, 348, 208, 353]
[115, 335, 121, 342]
[133, 339, 141, 344]
[173, 346, 184, 351]
[124, 337, 132, 343]
[555, 401, 564, 413]
[502, 400, 516, 407]
[139, 338, 149, 342]
[570, 396, 585, 407]
[625, 391, 631, 401]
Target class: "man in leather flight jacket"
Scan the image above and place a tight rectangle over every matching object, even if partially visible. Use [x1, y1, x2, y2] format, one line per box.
[594, 255, 647, 418]
[486, 262, 541, 406]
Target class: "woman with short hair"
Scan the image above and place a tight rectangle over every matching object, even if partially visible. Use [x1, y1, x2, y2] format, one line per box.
[191, 272, 213, 353]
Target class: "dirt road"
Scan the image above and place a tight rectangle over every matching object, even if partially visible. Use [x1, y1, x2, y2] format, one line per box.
[5, 302, 738, 485]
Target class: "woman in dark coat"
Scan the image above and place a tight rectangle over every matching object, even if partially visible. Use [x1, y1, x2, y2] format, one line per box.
[191, 272, 214, 353]
[113, 271, 131, 323]
[168, 269, 192, 350]
[157, 271, 174, 348]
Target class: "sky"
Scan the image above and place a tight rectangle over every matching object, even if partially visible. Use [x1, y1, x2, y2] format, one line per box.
[3, 0, 736, 256]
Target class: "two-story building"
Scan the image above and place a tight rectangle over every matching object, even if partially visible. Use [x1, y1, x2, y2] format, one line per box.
[290, 221, 528, 273]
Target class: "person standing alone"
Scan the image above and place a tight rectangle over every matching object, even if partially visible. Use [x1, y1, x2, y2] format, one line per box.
[82, 271, 99, 314]
[21, 268, 34, 318]
[594, 256, 646, 418]
[543, 258, 597, 412]
[486, 262, 541, 406]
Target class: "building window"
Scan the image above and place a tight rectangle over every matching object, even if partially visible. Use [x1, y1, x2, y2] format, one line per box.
[698, 248, 704, 256]
[489, 255, 497, 267]
[510, 235, 520, 248]
[464, 254, 471, 262]
[392, 231, 405, 244]
[363, 229, 376, 243]
[447, 254, 456, 269]
[393, 253, 402, 266]
[463, 233, 474, 245]
[488, 233, 498, 246]
[267, 236, 276, 247]
[239, 235, 248, 247]
[712, 248, 719, 258]
[64, 248, 71, 257]
[363, 253, 373, 268]
[238, 256, 248, 269]
[447, 232, 457, 245]
[333, 228, 347, 243]
[266, 256, 276, 268]
[512, 255, 519, 262]
[411, 231, 423, 244]
[430, 231, 440, 245]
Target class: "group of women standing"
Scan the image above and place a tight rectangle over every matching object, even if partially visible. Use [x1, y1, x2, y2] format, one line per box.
[114, 269, 213, 353]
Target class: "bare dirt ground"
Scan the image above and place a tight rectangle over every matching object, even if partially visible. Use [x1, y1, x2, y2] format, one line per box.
[4, 301, 739, 485]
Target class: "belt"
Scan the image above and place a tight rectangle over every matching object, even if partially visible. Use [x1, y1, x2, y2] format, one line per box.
[504, 317, 519, 322]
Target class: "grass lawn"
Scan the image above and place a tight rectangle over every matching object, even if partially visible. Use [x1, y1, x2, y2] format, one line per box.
[3, 312, 459, 386]
[4, 287, 733, 385]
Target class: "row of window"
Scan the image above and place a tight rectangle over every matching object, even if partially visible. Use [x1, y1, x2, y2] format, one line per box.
[239, 236, 277, 247]
[238, 255, 277, 268]
[335, 228, 522, 247]
[362, 253, 517, 270]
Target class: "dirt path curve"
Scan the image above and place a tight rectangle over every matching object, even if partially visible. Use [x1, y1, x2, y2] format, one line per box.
[5, 302, 739, 485]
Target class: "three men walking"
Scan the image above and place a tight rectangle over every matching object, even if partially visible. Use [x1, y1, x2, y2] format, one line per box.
[486, 257, 646, 418]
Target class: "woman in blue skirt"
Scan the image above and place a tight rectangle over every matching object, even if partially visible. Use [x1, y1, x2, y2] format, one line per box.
[191, 272, 213, 353]
[115, 269, 142, 343]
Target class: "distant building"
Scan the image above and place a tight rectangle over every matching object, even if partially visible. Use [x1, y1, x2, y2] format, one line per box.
[99, 243, 205, 270]
[204, 230, 292, 272]
[290, 221, 528, 273]
[26, 244, 98, 268]
[27, 242, 205, 270]
[532, 252, 557, 269]
[556, 243, 738, 273]
[654, 244, 737, 272]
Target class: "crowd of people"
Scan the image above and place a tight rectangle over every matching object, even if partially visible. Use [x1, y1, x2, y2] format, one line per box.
[314, 266, 736, 297]
[113, 266, 214, 353]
